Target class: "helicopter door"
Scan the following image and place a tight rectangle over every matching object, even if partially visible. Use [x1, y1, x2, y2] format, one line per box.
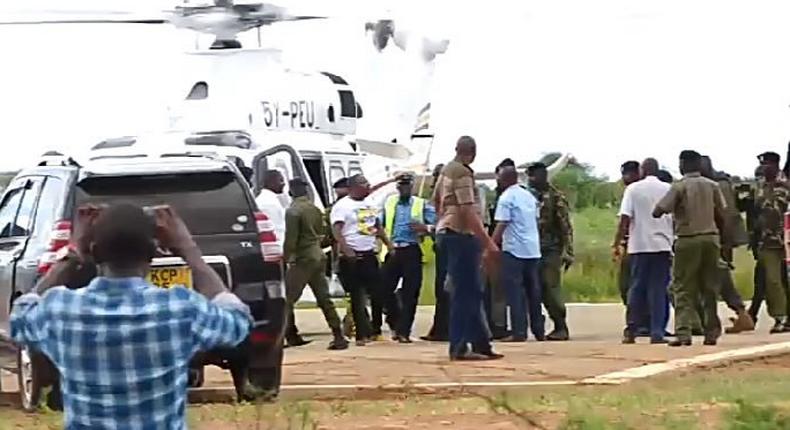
[252, 145, 319, 207]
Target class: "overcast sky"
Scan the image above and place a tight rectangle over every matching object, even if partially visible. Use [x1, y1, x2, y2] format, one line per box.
[2, 1, 790, 178]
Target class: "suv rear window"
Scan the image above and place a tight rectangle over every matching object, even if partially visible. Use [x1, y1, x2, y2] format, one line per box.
[76, 172, 256, 236]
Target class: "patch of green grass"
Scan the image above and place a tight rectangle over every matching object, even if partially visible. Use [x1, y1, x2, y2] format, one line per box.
[6, 357, 790, 429]
[415, 207, 757, 304]
[726, 399, 790, 430]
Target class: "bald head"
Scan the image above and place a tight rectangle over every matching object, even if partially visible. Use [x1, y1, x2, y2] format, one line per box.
[455, 135, 477, 164]
[641, 158, 659, 177]
[499, 166, 519, 187]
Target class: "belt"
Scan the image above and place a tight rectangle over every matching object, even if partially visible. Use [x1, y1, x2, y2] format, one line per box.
[393, 242, 418, 248]
[677, 232, 718, 238]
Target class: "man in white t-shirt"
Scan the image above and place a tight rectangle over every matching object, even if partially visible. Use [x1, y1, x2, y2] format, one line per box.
[613, 158, 674, 344]
[331, 174, 394, 346]
[256, 170, 287, 248]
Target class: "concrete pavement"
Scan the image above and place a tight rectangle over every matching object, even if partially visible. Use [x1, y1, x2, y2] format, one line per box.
[3, 303, 789, 404]
[218, 303, 790, 390]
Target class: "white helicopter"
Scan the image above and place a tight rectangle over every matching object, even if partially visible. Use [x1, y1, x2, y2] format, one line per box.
[3, 1, 569, 298]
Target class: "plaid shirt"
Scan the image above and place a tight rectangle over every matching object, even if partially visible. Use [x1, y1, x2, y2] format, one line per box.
[10, 277, 251, 430]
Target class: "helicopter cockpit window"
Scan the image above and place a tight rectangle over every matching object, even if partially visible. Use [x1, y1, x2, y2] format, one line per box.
[339, 90, 360, 118]
[321, 72, 348, 85]
[186, 81, 209, 100]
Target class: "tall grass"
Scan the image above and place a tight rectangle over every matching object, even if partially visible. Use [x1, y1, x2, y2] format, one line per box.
[418, 207, 757, 304]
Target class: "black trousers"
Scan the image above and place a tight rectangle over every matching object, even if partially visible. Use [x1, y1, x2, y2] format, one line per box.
[338, 253, 382, 341]
[426, 233, 450, 339]
[380, 245, 422, 337]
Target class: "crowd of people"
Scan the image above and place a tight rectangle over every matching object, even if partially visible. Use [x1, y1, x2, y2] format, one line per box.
[265, 135, 577, 360]
[614, 150, 790, 345]
[269, 136, 790, 358]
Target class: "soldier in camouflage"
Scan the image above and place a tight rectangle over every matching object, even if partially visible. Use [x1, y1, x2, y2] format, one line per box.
[528, 162, 574, 341]
[752, 152, 790, 333]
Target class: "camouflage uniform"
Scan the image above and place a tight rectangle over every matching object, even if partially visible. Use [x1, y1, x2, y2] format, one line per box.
[754, 181, 790, 320]
[531, 185, 574, 334]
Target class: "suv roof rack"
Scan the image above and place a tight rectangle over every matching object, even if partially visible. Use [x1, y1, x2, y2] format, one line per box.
[91, 137, 137, 150]
[38, 151, 81, 167]
[86, 152, 227, 162]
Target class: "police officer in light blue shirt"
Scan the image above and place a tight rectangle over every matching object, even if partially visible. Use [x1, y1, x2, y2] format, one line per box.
[378, 174, 437, 342]
[492, 166, 545, 342]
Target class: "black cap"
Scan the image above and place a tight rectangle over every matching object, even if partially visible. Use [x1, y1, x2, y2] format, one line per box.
[679, 150, 702, 162]
[333, 177, 349, 189]
[620, 161, 640, 174]
[758, 151, 781, 164]
[527, 162, 547, 174]
[289, 177, 308, 187]
[396, 174, 415, 185]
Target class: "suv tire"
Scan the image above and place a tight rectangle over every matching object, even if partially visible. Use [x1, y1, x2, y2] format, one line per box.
[17, 347, 44, 412]
[188, 367, 205, 388]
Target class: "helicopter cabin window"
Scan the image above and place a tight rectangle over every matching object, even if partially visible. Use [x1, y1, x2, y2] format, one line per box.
[348, 161, 363, 178]
[186, 81, 209, 100]
[328, 163, 346, 200]
[338, 91, 360, 118]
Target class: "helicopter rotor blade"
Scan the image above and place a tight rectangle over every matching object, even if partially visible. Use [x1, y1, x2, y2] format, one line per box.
[0, 19, 167, 25]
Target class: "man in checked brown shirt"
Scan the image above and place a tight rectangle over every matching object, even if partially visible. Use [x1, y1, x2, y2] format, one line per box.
[654, 150, 726, 347]
[435, 136, 502, 361]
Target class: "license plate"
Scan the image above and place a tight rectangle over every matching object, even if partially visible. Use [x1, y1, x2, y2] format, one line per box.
[147, 266, 192, 289]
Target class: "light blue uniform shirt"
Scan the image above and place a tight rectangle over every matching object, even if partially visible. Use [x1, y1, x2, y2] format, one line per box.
[380, 197, 437, 245]
[494, 184, 542, 259]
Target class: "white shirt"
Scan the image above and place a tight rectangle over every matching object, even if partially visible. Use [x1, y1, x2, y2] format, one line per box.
[619, 176, 674, 254]
[330, 196, 379, 252]
[256, 189, 286, 247]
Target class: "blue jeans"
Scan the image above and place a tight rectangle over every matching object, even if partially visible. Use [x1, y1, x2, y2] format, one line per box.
[500, 253, 544, 340]
[627, 252, 671, 340]
[445, 232, 492, 357]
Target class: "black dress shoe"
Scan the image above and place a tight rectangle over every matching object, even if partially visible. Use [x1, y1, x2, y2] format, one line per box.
[450, 352, 490, 361]
[286, 337, 313, 348]
[491, 328, 511, 341]
[534, 335, 546, 342]
[668, 338, 692, 347]
[703, 337, 718, 346]
[328, 337, 349, 350]
[650, 338, 669, 345]
[500, 336, 527, 343]
[478, 351, 505, 360]
[420, 335, 448, 342]
[396, 335, 413, 344]
[622, 333, 636, 344]
[547, 329, 569, 341]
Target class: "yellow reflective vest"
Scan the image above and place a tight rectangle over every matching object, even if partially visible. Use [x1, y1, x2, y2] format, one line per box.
[380, 194, 429, 261]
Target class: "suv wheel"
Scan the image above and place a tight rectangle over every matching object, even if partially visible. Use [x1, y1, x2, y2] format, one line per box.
[17, 347, 43, 412]
[188, 367, 204, 388]
[247, 367, 281, 401]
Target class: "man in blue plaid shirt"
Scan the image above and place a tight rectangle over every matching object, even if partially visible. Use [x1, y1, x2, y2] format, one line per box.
[10, 204, 251, 429]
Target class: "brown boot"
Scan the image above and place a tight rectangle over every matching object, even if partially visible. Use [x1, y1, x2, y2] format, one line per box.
[725, 311, 755, 334]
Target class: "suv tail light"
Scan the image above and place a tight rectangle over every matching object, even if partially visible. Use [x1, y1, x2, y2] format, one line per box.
[37, 220, 72, 274]
[255, 212, 282, 262]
